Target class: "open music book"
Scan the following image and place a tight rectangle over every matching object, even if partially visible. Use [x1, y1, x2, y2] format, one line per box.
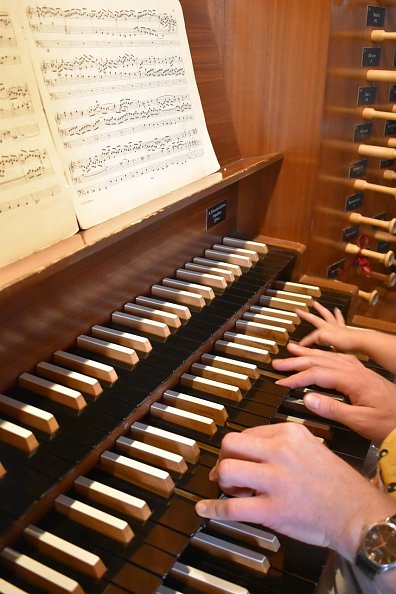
[0, 0, 220, 268]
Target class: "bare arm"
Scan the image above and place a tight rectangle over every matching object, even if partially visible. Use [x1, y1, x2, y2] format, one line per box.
[297, 301, 396, 374]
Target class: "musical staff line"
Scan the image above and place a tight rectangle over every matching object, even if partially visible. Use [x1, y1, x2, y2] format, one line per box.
[49, 78, 185, 101]
[0, 124, 40, 143]
[0, 13, 16, 48]
[63, 115, 194, 149]
[0, 149, 53, 190]
[0, 185, 62, 213]
[78, 148, 205, 197]
[70, 129, 201, 184]
[0, 84, 34, 119]
[26, 7, 178, 31]
[35, 38, 179, 50]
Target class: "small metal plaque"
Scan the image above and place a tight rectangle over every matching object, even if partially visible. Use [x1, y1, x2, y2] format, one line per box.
[366, 6, 385, 27]
[362, 47, 381, 67]
[353, 122, 372, 142]
[348, 159, 367, 178]
[345, 193, 364, 211]
[327, 259, 346, 279]
[380, 158, 395, 169]
[385, 121, 396, 136]
[357, 86, 377, 106]
[390, 84, 396, 103]
[342, 225, 360, 242]
[206, 200, 227, 230]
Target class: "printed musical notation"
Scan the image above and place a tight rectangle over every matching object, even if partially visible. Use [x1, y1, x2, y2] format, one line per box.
[0, 0, 77, 268]
[20, 0, 219, 228]
[0, 83, 33, 118]
[0, 185, 61, 214]
[0, 11, 16, 47]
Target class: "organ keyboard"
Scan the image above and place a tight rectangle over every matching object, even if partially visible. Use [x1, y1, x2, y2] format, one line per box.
[2, 0, 396, 591]
[0, 236, 373, 594]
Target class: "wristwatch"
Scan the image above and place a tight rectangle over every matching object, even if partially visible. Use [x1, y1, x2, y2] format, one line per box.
[355, 514, 396, 579]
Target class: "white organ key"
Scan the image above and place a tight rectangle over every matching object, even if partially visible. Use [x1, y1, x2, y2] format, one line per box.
[222, 237, 268, 256]
[24, 524, 107, 579]
[170, 561, 249, 594]
[135, 296, 191, 321]
[116, 436, 188, 474]
[0, 547, 85, 594]
[112, 312, 170, 339]
[242, 311, 295, 332]
[200, 353, 260, 380]
[161, 279, 215, 302]
[130, 422, 200, 464]
[124, 303, 181, 329]
[151, 402, 217, 436]
[265, 288, 314, 306]
[74, 475, 151, 522]
[0, 577, 30, 593]
[76, 335, 139, 365]
[223, 331, 279, 353]
[235, 320, 289, 345]
[214, 340, 271, 364]
[259, 295, 309, 312]
[35, 362, 102, 398]
[151, 285, 206, 310]
[204, 249, 252, 270]
[19, 373, 87, 412]
[274, 280, 321, 297]
[0, 418, 38, 454]
[53, 351, 118, 384]
[212, 243, 259, 263]
[163, 389, 228, 425]
[55, 494, 134, 544]
[180, 373, 242, 402]
[192, 257, 242, 277]
[190, 362, 251, 390]
[176, 269, 227, 291]
[191, 531, 270, 574]
[100, 450, 174, 498]
[184, 262, 235, 284]
[0, 393, 59, 435]
[90, 325, 150, 355]
[250, 305, 301, 324]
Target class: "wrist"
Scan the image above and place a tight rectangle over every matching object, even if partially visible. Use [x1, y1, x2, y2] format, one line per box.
[334, 493, 396, 562]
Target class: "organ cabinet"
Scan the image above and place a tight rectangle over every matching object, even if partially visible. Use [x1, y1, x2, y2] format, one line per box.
[0, 1, 395, 594]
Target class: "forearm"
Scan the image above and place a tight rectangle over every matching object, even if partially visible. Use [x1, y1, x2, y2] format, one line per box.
[350, 329, 396, 374]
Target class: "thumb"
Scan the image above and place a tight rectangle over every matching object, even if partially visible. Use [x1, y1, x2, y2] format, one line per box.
[303, 392, 353, 426]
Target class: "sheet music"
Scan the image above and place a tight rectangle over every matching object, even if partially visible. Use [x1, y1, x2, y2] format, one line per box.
[20, 0, 220, 229]
[0, 1, 78, 268]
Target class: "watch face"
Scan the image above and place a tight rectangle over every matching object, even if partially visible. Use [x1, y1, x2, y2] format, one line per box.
[364, 522, 396, 567]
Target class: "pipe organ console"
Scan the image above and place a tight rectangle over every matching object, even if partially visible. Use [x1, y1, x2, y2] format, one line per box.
[1, 1, 396, 593]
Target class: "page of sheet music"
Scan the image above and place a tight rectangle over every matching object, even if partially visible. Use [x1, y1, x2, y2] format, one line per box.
[20, 0, 220, 229]
[0, 1, 78, 268]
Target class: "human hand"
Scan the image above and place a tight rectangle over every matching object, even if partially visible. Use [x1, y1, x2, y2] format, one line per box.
[195, 424, 396, 561]
[272, 343, 396, 442]
[297, 301, 360, 352]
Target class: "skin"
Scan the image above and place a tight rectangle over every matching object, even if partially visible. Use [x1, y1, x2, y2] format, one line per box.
[272, 343, 396, 444]
[195, 424, 396, 594]
[296, 301, 396, 375]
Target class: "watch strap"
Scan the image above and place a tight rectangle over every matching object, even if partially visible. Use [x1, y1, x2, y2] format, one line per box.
[355, 549, 379, 580]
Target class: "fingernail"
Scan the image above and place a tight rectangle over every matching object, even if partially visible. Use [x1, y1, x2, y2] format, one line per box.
[304, 392, 320, 410]
[195, 501, 207, 516]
